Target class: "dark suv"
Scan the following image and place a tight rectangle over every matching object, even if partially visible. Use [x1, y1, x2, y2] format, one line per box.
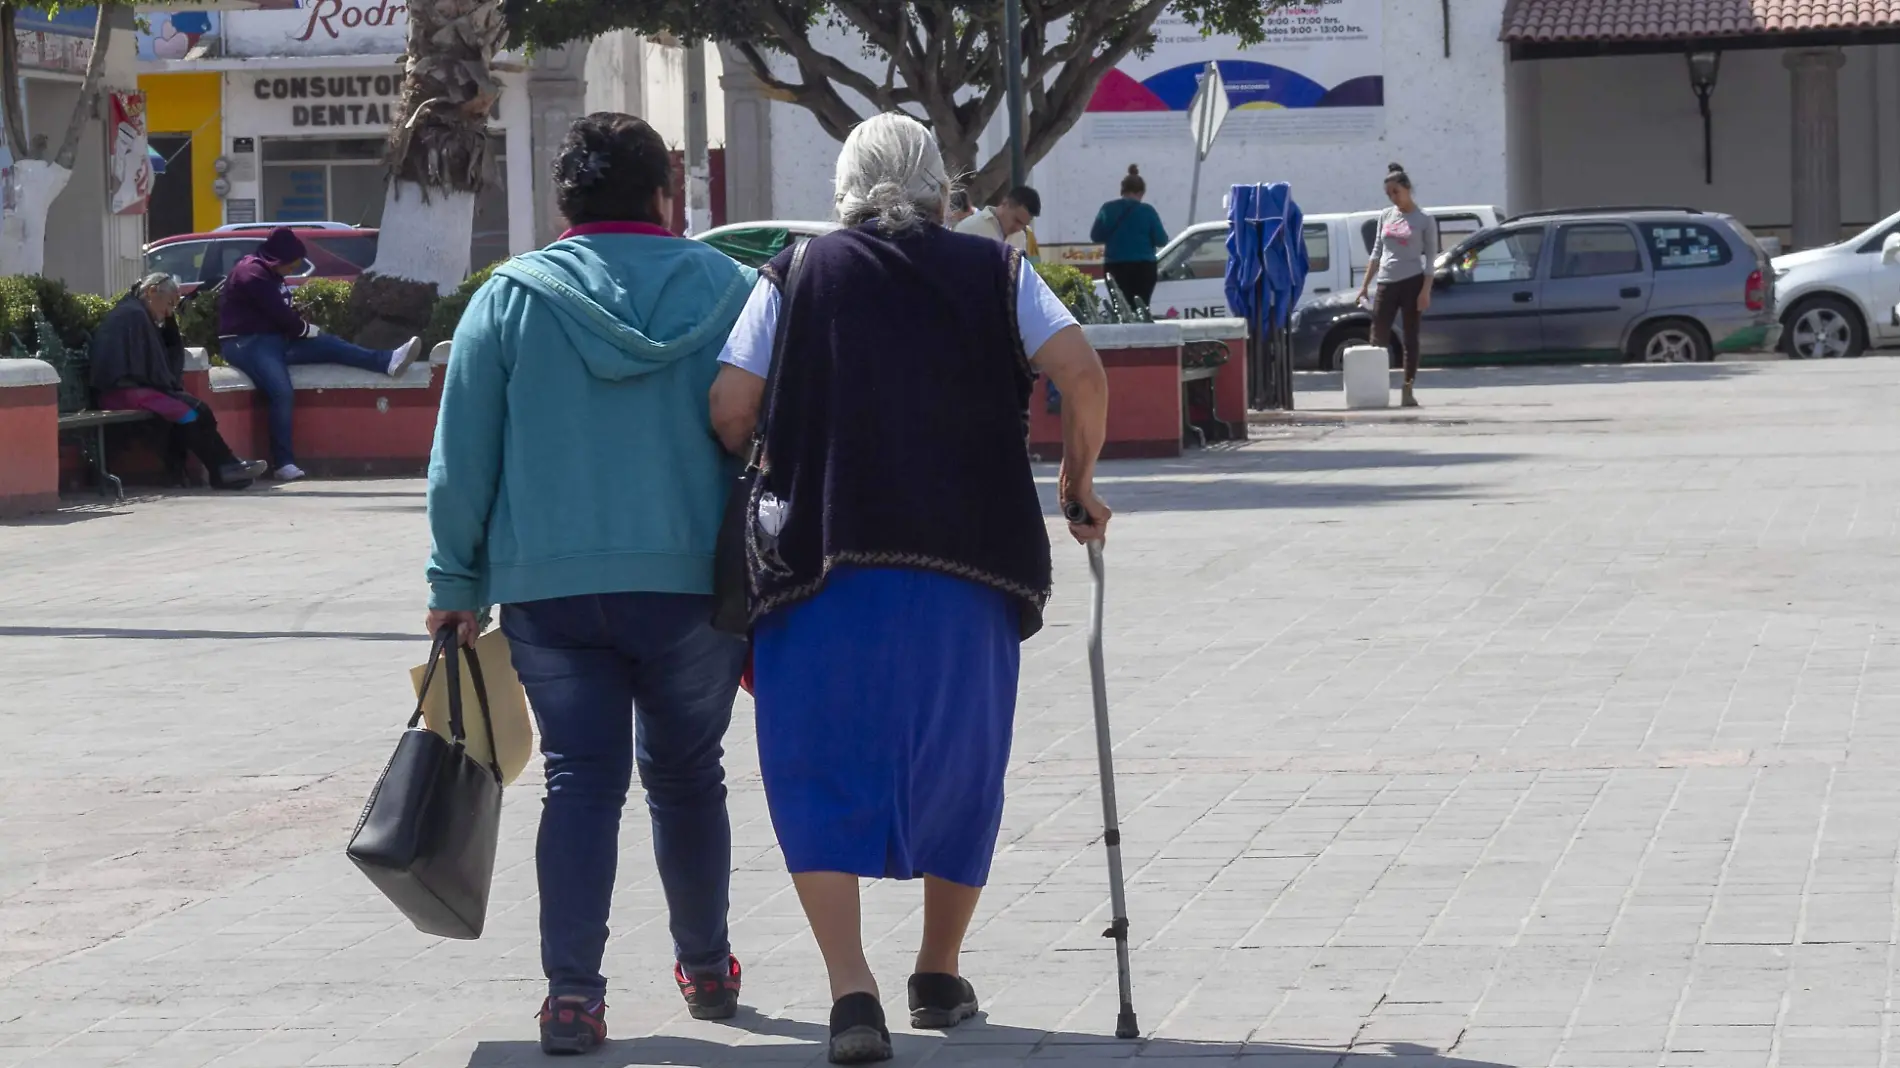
[143, 225, 380, 294]
[1290, 207, 1779, 370]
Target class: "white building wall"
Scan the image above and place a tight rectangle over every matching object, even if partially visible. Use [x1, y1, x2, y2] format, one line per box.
[753, 0, 1516, 247]
[583, 33, 725, 150]
[1527, 45, 1899, 244]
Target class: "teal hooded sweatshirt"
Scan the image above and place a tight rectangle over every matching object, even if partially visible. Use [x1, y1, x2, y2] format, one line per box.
[426, 231, 755, 612]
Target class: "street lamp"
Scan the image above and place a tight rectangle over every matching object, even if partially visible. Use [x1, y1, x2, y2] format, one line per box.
[1004, 0, 1025, 189]
[1686, 49, 1722, 185]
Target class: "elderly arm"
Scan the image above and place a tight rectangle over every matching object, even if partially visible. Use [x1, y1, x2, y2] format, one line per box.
[1032, 324, 1111, 542]
[709, 364, 764, 455]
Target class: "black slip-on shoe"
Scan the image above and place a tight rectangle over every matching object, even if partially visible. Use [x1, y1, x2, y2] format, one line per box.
[828, 992, 893, 1064]
[907, 972, 979, 1029]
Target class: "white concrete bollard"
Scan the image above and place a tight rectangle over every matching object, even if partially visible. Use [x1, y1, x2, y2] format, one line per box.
[1342, 345, 1390, 409]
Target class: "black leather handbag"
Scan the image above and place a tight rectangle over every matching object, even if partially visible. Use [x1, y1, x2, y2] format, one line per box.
[712, 239, 810, 635]
[346, 629, 504, 939]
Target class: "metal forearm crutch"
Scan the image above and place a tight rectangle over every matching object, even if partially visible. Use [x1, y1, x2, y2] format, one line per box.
[1064, 501, 1139, 1040]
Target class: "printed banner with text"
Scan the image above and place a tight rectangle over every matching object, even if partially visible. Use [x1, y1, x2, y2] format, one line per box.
[1084, 0, 1383, 145]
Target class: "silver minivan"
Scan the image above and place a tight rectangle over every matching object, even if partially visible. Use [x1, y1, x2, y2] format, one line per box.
[1290, 207, 1780, 368]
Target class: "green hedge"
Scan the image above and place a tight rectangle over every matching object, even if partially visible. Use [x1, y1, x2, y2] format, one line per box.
[4, 260, 498, 365]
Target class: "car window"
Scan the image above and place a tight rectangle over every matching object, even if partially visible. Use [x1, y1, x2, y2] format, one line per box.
[1158, 228, 1227, 281]
[1433, 212, 1487, 249]
[1553, 224, 1644, 279]
[701, 227, 792, 269]
[1303, 223, 1330, 273]
[1640, 223, 1733, 270]
[1856, 221, 1900, 254]
[205, 240, 264, 285]
[145, 241, 207, 284]
[1360, 219, 1379, 255]
[308, 234, 378, 269]
[1450, 227, 1546, 284]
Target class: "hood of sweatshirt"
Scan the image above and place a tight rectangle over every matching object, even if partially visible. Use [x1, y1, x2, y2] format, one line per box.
[492, 233, 754, 381]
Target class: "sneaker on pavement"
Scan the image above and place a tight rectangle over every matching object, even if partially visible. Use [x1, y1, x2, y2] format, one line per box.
[272, 464, 306, 482]
[387, 336, 422, 377]
[907, 973, 979, 1029]
[538, 996, 606, 1055]
[675, 955, 741, 1020]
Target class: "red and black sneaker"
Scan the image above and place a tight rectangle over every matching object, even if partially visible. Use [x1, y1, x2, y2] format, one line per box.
[675, 955, 742, 1020]
[538, 996, 606, 1055]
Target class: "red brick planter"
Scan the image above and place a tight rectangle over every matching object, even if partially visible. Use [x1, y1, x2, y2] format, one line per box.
[0, 360, 60, 516]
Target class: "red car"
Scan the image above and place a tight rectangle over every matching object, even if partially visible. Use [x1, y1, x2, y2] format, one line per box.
[142, 224, 380, 294]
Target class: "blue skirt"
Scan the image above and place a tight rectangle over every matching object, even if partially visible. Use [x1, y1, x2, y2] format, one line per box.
[753, 567, 1020, 887]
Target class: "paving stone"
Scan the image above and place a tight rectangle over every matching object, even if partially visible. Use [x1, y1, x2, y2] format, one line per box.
[4, 361, 1900, 1066]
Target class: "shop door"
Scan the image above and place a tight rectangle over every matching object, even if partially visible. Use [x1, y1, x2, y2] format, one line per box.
[146, 135, 194, 241]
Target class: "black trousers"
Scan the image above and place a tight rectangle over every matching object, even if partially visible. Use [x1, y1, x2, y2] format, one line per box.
[164, 397, 243, 484]
[1371, 273, 1426, 382]
[1105, 261, 1159, 309]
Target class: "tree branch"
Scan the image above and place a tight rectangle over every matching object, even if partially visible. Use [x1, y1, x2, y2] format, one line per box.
[0, 5, 32, 161]
[53, 3, 114, 170]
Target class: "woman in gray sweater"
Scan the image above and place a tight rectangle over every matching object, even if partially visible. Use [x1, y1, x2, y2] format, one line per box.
[1355, 162, 1436, 407]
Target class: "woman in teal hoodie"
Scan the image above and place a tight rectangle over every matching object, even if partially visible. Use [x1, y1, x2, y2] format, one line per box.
[1090, 164, 1170, 311]
[424, 113, 754, 1055]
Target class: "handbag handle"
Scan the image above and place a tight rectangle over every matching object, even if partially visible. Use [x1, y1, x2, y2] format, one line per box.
[746, 238, 812, 473]
[410, 626, 506, 784]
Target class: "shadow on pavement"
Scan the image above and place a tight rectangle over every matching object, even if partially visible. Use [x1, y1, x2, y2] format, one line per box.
[1295, 362, 1761, 392]
[467, 1012, 1512, 1067]
[0, 625, 421, 642]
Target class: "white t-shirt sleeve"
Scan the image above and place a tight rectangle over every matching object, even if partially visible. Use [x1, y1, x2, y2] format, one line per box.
[716, 257, 1077, 378]
[716, 277, 781, 378]
[1016, 258, 1078, 359]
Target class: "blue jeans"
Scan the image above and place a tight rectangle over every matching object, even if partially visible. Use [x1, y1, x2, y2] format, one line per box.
[501, 592, 748, 999]
[222, 333, 393, 469]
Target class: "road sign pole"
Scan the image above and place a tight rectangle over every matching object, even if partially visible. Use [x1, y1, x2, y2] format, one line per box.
[1004, 0, 1025, 189]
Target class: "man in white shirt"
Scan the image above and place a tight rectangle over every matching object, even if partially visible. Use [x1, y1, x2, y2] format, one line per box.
[956, 186, 1039, 252]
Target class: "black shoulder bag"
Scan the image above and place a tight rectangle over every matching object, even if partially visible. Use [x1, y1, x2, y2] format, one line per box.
[346, 628, 504, 939]
[712, 240, 810, 635]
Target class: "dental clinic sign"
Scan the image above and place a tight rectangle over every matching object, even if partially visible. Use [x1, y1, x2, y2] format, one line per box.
[251, 74, 401, 129]
[224, 0, 408, 58]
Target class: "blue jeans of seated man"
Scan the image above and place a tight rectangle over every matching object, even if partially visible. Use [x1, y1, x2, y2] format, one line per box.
[501, 592, 749, 999]
[222, 333, 394, 469]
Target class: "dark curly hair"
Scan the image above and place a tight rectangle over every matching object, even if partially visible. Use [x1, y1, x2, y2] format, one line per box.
[554, 112, 674, 228]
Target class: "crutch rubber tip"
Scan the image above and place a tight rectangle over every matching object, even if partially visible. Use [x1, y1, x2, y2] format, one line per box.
[1115, 1010, 1140, 1040]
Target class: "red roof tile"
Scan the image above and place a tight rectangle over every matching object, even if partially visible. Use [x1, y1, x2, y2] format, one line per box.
[1501, 0, 1900, 42]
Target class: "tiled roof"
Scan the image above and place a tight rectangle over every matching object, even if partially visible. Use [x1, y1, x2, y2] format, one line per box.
[1501, 1, 1900, 42]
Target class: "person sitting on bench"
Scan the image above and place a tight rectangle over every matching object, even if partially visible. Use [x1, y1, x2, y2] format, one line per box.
[89, 272, 269, 490]
[218, 227, 421, 482]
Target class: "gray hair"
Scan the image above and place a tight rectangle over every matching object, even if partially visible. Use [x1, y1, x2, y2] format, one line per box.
[833, 112, 948, 232]
[137, 272, 180, 298]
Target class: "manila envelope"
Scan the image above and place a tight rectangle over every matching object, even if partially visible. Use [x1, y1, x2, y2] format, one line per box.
[411, 627, 535, 786]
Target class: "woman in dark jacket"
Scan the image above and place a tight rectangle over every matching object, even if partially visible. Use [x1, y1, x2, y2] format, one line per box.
[89, 272, 267, 488]
[709, 112, 1110, 1065]
[1090, 165, 1170, 309]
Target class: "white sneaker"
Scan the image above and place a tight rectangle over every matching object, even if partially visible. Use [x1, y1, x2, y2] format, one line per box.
[387, 337, 422, 377]
[273, 464, 307, 482]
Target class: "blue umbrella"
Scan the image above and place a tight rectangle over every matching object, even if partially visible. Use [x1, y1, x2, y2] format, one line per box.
[1224, 183, 1309, 409]
[147, 145, 167, 174]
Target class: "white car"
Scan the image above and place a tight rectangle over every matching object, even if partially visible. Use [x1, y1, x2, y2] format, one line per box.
[1772, 210, 1900, 358]
[1094, 205, 1501, 319]
[691, 220, 837, 268]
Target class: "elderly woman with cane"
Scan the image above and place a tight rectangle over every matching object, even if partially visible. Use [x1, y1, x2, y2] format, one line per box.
[709, 112, 1110, 1065]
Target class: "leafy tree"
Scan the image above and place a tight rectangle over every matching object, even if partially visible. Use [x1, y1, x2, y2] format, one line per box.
[503, 0, 1292, 205]
[0, 3, 129, 275]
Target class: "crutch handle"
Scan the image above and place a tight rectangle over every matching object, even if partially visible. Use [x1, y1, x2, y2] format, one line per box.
[1062, 500, 1090, 525]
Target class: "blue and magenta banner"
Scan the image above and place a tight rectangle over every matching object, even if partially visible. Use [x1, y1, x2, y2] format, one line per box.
[1084, 0, 1383, 146]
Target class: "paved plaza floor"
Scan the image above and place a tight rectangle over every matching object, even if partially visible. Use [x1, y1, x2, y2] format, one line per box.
[3, 359, 1898, 1067]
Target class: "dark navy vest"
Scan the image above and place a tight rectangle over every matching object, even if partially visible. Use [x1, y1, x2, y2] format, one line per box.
[751, 221, 1052, 638]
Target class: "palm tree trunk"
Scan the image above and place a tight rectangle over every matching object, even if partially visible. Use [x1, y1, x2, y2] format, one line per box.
[349, 0, 505, 349]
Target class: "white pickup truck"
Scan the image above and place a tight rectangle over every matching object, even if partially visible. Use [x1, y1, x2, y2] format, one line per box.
[1099, 204, 1502, 319]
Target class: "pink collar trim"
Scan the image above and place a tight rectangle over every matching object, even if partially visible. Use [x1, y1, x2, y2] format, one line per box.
[558, 220, 675, 240]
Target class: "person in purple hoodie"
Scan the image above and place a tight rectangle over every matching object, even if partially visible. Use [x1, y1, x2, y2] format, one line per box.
[218, 227, 421, 481]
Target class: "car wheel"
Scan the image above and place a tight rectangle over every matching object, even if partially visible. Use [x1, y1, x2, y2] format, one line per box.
[1631, 319, 1712, 363]
[1781, 297, 1865, 359]
[1319, 324, 1370, 372]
